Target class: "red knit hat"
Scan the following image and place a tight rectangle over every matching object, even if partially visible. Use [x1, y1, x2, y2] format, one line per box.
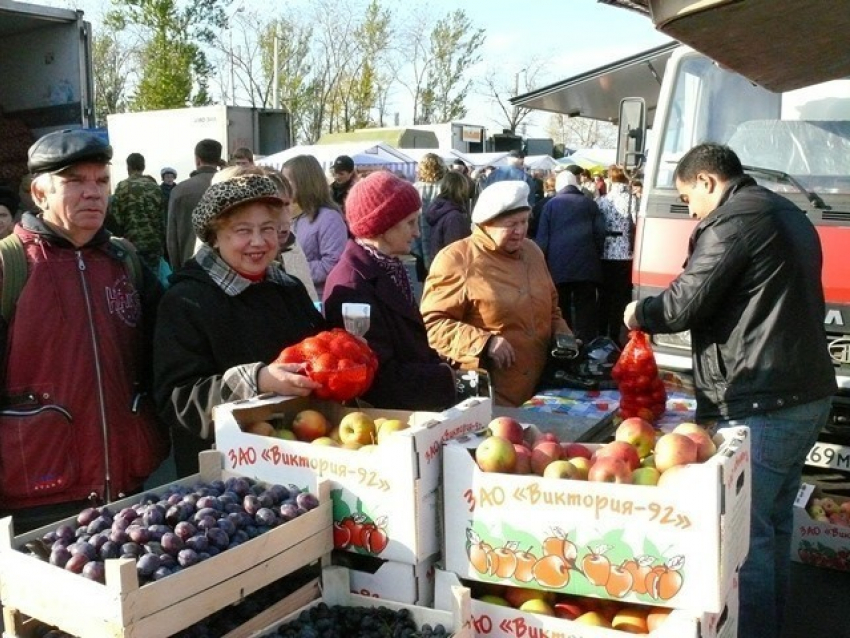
[346, 171, 421, 238]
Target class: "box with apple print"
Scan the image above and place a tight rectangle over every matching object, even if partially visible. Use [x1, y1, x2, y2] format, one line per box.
[332, 549, 440, 606]
[214, 394, 491, 565]
[441, 427, 751, 613]
[792, 483, 850, 572]
[434, 568, 738, 638]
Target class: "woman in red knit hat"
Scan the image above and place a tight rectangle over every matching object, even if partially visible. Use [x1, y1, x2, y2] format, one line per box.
[322, 171, 457, 411]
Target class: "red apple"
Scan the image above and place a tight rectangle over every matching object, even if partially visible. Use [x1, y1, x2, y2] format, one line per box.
[672, 422, 717, 462]
[553, 599, 585, 620]
[654, 432, 698, 473]
[593, 441, 640, 472]
[290, 410, 330, 442]
[561, 442, 592, 460]
[615, 417, 657, 458]
[504, 586, 555, 608]
[475, 436, 517, 474]
[487, 416, 525, 445]
[531, 441, 562, 475]
[536, 431, 560, 445]
[514, 444, 532, 475]
[588, 457, 632, 484]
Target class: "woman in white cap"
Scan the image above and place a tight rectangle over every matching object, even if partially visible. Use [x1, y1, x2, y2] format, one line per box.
[421, 181, 573, 407]
[153, 172, 325, 477]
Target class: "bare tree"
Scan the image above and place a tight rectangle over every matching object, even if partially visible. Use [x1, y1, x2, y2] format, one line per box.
[479, 56, 546, 135]
[547, 113, 617, 150]
[92, 32, 134, 125]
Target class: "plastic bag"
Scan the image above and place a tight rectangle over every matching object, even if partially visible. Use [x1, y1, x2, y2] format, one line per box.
[611, 330, 667, 422]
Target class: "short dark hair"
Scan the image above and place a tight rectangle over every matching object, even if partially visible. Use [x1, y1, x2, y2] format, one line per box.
[564, 164, 583, 177]
[674, 143, 744, 183]
[195, 139, 223, 166]
[126, 152, 145, 172]
[232, 147, 253, 162]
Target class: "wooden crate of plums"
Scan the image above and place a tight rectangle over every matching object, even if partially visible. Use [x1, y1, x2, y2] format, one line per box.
[0, 451, 332, 638]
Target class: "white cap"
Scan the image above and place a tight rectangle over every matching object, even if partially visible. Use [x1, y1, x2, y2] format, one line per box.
[472, 181, 531, 225]
[555, 170, 578, 192]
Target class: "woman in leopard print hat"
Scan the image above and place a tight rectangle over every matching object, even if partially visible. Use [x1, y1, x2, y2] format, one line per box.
[153, 169, 326, 477]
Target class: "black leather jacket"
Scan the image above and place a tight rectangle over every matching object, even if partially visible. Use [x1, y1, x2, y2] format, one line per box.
[636, 176, 837, 420]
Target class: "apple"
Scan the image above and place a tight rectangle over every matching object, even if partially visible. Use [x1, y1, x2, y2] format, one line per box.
[311, 436, 339, 446]
[567, 456, 591, 480]
[479, 594, 511, 607]
[654, 432, 698, 473]
[341, 440, 363, 450]
[588, 457, 632, 484]
[504, 586, 555, 608]
[244, 420, 276, 436]
[631, 466, 661, 486]
[574, 611, 612, 628]
[376, 418, 409, 444]
[338, 411, 377, 446]
[519, 598, 555, 616]
[475, 436, 517, 473]
[673, 422, 717, 462]
[274, 427, 297, 440]
[531, 441, 562, 475]
[553, 599, 584, 620]
[514, 444, 533, 474]
[656, 463, 700, 488]
[328, 426, 341, 442]
[641, 454, 656, 469]
[291, 410, 330, 442]
[536, 431, 560, 445]
[615, 417, 657, 458]
[543, 459, 582, 480]
[612, 606, 649, 633]
[487, 416, 525, 445]
[594, 440, 640, 471]
[561, 442, 592, 460]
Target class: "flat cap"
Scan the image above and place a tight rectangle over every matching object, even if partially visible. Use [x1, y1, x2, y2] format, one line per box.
[192, 173, 284, 242]
[472, 181, 531, 225]
[28, 129, 112, 175]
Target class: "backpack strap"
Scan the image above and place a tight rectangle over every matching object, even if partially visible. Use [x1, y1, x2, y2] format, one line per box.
[108, 236, 144, 291]
[0, 234, 28, 324]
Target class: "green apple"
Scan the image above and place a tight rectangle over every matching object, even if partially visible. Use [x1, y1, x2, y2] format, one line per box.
[376, 418, 409, 444]
[631, 466, 661, 486]
[519, 598, 555, 616]
[274, 427, 297, 440]
[311, 436, 339, 446]
[641, 454, 656, 469]
[479, 594, 511, 607]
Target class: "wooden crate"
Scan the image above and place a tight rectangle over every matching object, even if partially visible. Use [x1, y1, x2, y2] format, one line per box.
[250, 565, 473, 638]
[0, 451, 333, 638]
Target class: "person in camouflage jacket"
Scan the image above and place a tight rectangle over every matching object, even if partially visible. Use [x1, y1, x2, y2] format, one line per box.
[111, 152, 165, 270]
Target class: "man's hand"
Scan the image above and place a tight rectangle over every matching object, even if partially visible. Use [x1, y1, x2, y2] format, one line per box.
[624, 301, 641, 329]
[487, 335, 516, 369]
[259, 363, 322, 396]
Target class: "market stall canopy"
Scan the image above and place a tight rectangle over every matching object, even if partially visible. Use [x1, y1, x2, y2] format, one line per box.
[258, 143, 415, 177]
[317, 128, 439, 149]
[559, 148, 617, 173]
[596, 0, 850, 93]
[462, 152, 510, 169]
[510, 43, 677, 126]
[522, 155, 560, 171]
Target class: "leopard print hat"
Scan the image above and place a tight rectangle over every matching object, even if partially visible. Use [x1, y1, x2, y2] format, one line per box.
[192, 173, 284, 242]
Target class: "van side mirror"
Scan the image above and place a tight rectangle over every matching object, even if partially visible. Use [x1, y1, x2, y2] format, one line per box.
[617, 98, 646, 171]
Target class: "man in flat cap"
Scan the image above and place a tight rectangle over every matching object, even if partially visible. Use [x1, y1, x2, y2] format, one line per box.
[0, 129, 168, 533]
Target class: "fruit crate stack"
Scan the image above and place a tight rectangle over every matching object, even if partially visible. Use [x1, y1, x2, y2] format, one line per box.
[0, 451, 333, 638]
[437, 415, 752, 636]
[213, 393, 491, 606]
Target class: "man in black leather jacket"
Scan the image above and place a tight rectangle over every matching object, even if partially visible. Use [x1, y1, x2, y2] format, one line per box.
[625, 143, 836, 638]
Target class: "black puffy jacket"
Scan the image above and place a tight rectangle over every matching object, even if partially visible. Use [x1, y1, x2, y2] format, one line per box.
[636, 176, 836, 420]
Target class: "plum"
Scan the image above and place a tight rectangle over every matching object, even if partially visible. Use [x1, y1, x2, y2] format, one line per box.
[185, 535, 209, 553]
[196, 496, 220, 511]
[278, 503, 298, 522]
[128, 526, 151, 544]
[82, 560, 106, 584]
[228, 477, 251, 497]
[41, 530, 58, 545]
[219, 491, 239, 506]
[268, 484, 290, 504]
[230, 530, 249, 546]
[143, 507, 165, 526]
[177, 548, 199, 568]
[76, 507, 99, 527]
[159, 554, 177, 569]
[196, 515, 218, 532]
[206, 527, 230, 550]
[181, 493, 199, 509]
[216, 518, 236, 537]
[136, 553, 160, 578]
[194, 507, 218, 522]
[242, 495, 260, 516]
[152, 566, 172, 581]
[148, 524, 170, 541]
[137, 492, 160, 506]
[89, 533, 109, 552]
[174, 521, 197, 541]
[49, 548, 71, 568]
[257, 492, 274, 509]
[165, 504, 188, 526]
[99, 541, 120, 560]
[254, 508, 277, 527]
[68, 541, 97, 561]
[86, 516, 111, 535]
[121, 542, 143, 557]
[209, 479, 226, 494]
[109, 529, 128, 544]
[296, 492, 319, 511]
[65, 553, 90, 574]
[161, 532, 184, 555]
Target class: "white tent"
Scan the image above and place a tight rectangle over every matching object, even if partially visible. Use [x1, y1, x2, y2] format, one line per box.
[258, 142, 416, 178]
[521, 154, 560, 171]
[558, 148, 617, 172]
[461, 151, 510, 169]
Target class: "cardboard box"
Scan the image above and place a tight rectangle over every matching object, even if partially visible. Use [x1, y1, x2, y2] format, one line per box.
[434, 569, 738, 638]
[251, 565, 472, 638]
[214, 394, 491, 564]
[792, 483, 850, 571]
[0, 451, 332, 638]
[442, 427, 751, 613]
[331, 549, 439, 606]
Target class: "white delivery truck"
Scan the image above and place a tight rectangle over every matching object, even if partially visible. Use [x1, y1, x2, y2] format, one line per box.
[106, 105, 292, 186]
[0, 0, 95, 193]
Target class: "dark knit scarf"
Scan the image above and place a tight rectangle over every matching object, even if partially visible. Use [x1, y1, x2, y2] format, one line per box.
[356, 239, 416, 308]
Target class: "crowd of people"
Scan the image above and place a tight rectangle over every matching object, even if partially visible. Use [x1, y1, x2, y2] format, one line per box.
[0, 130, 835, 638]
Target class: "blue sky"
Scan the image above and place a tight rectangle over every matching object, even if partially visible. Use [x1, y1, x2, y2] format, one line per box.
[36, 0, 672, 134]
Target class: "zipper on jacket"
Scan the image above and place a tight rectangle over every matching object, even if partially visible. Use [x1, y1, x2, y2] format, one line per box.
[76, 251, 112, 502]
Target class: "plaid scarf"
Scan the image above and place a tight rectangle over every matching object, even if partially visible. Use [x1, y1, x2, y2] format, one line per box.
[356, 239, 416, 308]
[195, 244, 290, 296]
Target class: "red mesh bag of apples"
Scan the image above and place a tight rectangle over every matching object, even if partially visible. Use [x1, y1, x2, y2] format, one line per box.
[274, 329, 379, 402]
[611, 330, 667, 423]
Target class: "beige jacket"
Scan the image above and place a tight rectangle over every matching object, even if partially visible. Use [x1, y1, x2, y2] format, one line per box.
[280, 241, 319, 302]
[421, 225, 569, 407]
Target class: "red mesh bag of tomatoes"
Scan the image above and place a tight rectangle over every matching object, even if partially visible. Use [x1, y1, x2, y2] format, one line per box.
[610, 330, 667, 423]
[275, 329, 378, 402]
